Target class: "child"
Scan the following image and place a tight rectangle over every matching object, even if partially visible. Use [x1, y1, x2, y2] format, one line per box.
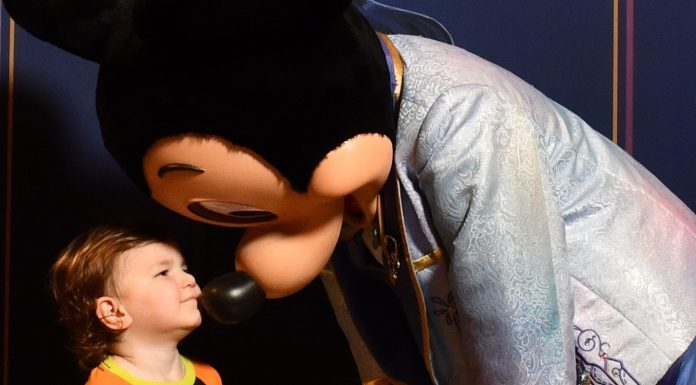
[50, 223, 223, 385]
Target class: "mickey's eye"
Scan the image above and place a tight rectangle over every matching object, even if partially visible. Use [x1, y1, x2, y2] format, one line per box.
[188, 201, 277, 224]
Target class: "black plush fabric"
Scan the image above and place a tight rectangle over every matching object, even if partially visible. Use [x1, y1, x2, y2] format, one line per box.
[5, 0, 396, 192]
[3, 0, 122, 62]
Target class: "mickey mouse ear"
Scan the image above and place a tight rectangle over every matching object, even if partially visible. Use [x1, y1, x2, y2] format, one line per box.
[3, 0, 127, 62]
[4, 0, 355, 63]
[133, 0, 354, 50]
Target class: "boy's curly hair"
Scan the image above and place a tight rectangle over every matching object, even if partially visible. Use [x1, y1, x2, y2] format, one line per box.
[50, 222, 176, 372]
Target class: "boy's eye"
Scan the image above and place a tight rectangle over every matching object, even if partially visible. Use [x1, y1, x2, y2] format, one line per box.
[156, 270, 169, 277]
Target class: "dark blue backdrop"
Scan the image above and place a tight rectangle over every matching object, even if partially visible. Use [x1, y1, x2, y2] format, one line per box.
[1, 1, 694, 384]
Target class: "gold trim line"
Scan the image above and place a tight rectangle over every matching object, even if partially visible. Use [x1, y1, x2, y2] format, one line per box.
[377, 33, 404, 104]
[393, 180, 435, 381]
[412, 248, 444, 272]
[3, 18, 16, 385]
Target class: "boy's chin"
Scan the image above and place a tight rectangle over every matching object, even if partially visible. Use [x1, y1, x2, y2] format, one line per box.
[180, 311, 203, 332]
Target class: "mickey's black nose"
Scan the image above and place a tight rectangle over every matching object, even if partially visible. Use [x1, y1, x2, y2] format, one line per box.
[201, 271, 266, 324]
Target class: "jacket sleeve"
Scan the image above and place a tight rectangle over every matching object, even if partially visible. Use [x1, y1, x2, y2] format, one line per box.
[413, 85, 576, 384]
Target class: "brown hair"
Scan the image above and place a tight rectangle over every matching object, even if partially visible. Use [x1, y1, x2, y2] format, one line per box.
[50, 222, 175, 372]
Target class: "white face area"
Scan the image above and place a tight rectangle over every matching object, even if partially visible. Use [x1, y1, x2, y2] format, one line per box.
[115, 243, 202, 338]
[142, 134, 393, 298]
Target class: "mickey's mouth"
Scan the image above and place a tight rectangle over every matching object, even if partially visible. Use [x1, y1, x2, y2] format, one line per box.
[187, 200, 278, 224]
[234, 197, 346, 298]
[342, 195, 365, 224]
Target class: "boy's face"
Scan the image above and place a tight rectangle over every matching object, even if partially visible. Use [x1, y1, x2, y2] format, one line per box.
[115, 243, 202, 338]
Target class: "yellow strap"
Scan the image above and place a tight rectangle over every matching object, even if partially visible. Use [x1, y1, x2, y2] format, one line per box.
[377, 33, 404, 104]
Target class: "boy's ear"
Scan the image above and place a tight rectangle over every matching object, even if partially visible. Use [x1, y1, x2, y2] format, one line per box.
[95, 296, 132, 331]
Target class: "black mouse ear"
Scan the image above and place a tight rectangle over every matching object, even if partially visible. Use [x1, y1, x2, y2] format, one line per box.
[302, 0, 353, 19]
[131, 0, 354, 48]
[3, 0, 355, 62]
[3, 0, 127, 62]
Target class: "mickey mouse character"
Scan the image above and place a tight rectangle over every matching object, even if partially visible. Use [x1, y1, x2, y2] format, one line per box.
[5, 0, 696, 384]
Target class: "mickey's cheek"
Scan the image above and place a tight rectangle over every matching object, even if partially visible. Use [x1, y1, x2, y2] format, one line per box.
[234, 201, 345, 298]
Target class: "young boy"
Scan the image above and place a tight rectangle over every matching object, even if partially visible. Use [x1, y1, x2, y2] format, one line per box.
[50, 223, 223, 385]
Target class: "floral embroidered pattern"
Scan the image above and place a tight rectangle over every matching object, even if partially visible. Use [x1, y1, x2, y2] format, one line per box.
[574, 326, 640, 385]
[432, 291, 459, 330]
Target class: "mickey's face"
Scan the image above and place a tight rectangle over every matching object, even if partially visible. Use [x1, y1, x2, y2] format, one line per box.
[142, 133, 393, 298]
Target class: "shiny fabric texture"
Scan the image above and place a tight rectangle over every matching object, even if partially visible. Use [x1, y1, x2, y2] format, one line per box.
[389, 35, 696, 385]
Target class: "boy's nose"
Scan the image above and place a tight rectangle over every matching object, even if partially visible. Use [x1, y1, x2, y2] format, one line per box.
[181, 271, 197, 288]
